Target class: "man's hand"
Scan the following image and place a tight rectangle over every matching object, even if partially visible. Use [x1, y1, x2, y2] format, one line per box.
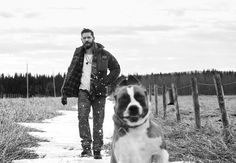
[61, 96, 67, 105]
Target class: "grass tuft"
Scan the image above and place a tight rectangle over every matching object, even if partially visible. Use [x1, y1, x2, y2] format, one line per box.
[154, 101, 236, 162]
[0, 97, 77, 163]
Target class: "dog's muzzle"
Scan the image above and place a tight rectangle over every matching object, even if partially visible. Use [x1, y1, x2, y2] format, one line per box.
[129, 105, 139, 116]
[123, 105, 141, 122]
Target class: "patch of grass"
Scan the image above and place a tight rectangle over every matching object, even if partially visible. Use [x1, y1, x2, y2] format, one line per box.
[0, 118, 40, 162]
[154, 118, 236, 163]
[0, 97, 77, 163]
[152, 95, 236, 163]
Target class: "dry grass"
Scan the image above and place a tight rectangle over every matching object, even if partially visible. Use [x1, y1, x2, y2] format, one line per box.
[1, 95, 236, 162]
[152, 95, 236, 163]
[0, 97, 77, 163]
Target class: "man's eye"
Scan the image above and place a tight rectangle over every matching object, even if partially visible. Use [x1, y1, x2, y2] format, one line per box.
[83, 37, 91, 39]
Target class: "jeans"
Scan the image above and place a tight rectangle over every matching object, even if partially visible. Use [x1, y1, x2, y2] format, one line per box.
[77, 90, 106, 151]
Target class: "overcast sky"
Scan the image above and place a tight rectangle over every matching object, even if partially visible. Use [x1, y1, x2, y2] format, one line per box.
[1, 0, 236, 75]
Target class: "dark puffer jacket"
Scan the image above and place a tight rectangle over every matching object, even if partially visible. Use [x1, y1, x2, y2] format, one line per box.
[61, 42, 120, 97]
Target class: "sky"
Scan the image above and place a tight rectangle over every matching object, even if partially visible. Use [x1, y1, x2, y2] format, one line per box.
[0, 0, 236, 76]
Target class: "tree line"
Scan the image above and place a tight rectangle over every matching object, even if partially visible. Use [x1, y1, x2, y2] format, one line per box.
[0, 73, 65, 97]
[0, 70, 236, 98]
[134, 70, 236, 95]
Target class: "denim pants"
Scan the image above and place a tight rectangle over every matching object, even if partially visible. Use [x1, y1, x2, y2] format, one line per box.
[77, 90, 106, 151]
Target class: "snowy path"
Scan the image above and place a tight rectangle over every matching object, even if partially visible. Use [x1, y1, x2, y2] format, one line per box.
[13, 98, 191, 163]
[13, 99, 115, 163]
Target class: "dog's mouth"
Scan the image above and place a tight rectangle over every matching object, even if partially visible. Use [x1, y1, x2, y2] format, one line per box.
[123, 115, 140, 122]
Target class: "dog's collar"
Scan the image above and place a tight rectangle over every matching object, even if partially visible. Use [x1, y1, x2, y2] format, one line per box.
[113, 113, 149, 136]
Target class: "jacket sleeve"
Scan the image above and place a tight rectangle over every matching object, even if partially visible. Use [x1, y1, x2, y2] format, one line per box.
[61, 48, 80, 97]
[106, 50, 121, 85]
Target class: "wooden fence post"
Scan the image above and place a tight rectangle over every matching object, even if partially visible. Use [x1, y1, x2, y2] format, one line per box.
[154, 84, 158, 115]
[172, 83, 181, 122]
[191, 77, 201, 129]
[162, 85, 167, 119]
[149, 84, 152, 102]
[53, 75, 56, 97]
[168, 88, 174, 105]
[213, 74, 232, 143]
[26, 63, 29, 99]
[213, 74, 229, 128]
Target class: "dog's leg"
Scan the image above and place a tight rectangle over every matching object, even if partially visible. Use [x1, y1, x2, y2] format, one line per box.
[151, 149, 169, 163]
[160, 149, 169, 163]
[110, 149, 118, 163]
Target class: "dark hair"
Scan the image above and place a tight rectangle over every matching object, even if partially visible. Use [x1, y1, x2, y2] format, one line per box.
[81, 28, 94, 37]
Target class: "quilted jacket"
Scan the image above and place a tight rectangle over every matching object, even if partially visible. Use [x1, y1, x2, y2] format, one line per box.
[61, 42, 120, 97]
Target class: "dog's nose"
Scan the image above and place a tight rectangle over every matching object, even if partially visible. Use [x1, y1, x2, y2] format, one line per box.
[128, 105, 139, 116]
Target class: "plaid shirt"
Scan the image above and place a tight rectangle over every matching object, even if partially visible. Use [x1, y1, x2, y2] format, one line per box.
[61, 43, 120, 97]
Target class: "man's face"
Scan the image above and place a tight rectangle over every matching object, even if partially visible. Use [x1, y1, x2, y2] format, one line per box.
[81, 32, 94, 49]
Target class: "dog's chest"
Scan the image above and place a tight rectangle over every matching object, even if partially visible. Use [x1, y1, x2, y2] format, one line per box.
[114, 126, 162, 163]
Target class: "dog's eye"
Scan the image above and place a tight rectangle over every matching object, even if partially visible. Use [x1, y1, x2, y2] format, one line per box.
[118, 94, 131, 107]
[134, 93, 145, 101]
[134, 93, 147, 107]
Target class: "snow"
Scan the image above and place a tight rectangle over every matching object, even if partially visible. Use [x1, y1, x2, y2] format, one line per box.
[13, 98, 191, 163]
[13, 98, 115, 163]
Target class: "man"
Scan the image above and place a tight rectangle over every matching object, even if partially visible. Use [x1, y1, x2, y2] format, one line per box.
[61, 28, 120, 159]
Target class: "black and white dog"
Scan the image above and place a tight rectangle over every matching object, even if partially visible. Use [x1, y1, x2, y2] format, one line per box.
[110, 76, 169, 163]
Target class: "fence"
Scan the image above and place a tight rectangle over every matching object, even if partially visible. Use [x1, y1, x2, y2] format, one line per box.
[147, 74, 236, 143]
[0, 94, 50, 98]
[0, 94, 26, 98]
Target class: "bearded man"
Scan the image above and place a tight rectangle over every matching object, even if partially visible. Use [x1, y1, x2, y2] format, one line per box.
[61, 28, 120, 159]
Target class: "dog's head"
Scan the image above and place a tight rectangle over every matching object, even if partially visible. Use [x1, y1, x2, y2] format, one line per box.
[113, 76, 150, 127]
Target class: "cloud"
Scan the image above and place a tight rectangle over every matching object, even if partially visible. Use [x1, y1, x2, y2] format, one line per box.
[0, 11, 15, 18]
[0, 10, 41, 20]
[23, 12, 41, 18]
[0, 25, 181, 36]
[96, 25, 181, 36]
[49, 7, 86, 11]
[0, 27, 80, 35]
[0, 41, 71, 54]
[187, 29, 236, 43]
[214, 21, 236, 32]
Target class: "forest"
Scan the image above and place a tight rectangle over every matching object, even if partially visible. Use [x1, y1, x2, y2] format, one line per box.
[0, 70, 236, 97]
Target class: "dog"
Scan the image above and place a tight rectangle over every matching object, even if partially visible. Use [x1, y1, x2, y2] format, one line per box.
[110, 76, 169, 163]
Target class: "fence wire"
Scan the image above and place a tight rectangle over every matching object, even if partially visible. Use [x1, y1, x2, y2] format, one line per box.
[222, 81, 236, 86]
[148, 80, 236, 95]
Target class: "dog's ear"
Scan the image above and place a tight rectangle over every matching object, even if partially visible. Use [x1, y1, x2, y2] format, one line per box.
[116, 75, 140, 86]
[118, 79, 127, 86]
[116, 75, 128, 86]
[127, 75, 140, 85]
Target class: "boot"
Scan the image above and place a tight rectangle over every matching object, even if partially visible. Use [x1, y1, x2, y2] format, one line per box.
[93, 150, 102, 159]
[81, 149, 92, 157]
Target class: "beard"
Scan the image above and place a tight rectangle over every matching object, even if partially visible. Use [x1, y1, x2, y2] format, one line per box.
[83, 41, 94, 49]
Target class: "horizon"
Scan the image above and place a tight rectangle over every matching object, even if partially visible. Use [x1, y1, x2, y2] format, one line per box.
[1, 69, 236, 77]
[1, 0, 236, 75]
